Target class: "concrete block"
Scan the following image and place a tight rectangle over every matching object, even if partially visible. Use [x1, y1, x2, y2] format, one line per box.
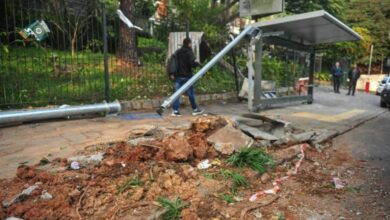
[152, 99, 160, 108]
[142, 100, 153, 109]
[120, 101, 132, 112]
[132, 100, 142, 110]
[239, 124, 279, 141]
[207, 125, 253, 155]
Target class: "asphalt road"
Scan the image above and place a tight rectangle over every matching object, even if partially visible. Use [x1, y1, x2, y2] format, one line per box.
[334, 110, 390, 218]
[334, 111, 390, 176]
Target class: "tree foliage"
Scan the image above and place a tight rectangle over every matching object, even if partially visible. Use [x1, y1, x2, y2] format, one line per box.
[45, 0, 98, 57]
[170, 0, 236, 46]
[343, 0, 390, 63]
[285, 0, 346, 16]
[325, 27, 373, 65]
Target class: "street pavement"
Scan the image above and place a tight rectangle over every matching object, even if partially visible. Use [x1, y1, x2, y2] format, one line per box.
[333, 111, 390, 218]
[0, 86, 388, 178]
[334, 111, 390, 176]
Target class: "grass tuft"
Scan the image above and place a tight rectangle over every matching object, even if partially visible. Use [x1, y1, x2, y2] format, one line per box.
[220, 194, 235, 204]
[157, 197, 185, 220]
[227, 147, 273, 174]
[220, 169, 249, 194]
[117, 175, 143, 194]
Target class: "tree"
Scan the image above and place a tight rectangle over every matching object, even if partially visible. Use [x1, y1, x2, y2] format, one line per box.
[324, 27, 373, 65]
[170, 0, 230, 46]
[285, 0, 346, 16]
[117, 0, 138, 65]
[343, 0, 390, 63]
[46, 0, 97, 57]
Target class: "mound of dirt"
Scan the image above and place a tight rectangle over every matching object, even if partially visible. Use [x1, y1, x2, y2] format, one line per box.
[3, 115, 359, 219]
[163, 132, 194, 161]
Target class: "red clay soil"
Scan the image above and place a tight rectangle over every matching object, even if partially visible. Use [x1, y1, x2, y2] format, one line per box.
[0, 116, 385, 219]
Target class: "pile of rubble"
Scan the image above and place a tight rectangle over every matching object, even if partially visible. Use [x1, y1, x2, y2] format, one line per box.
[0, 115, 339, 219]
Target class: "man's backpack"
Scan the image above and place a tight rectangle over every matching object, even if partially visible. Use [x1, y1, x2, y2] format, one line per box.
[167, 51, 179, 80]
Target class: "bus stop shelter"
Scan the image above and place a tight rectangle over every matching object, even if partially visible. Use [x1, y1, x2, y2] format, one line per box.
[158, 10, 362, 115]
[248, 10, 362, 111]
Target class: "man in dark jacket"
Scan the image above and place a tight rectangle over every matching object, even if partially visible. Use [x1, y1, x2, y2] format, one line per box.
[171, 38, 204, 116]
[331, 61, 343, 93]
[347, 64, 361, 96]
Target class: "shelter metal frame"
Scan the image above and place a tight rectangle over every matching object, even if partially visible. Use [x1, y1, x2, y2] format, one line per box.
[158, 10, 362, 115]
[248, 10, 362, 112]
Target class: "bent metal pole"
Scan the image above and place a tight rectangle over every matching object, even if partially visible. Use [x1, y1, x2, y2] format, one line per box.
[157, 25, 259, 115]
[0, 101, 121, 125]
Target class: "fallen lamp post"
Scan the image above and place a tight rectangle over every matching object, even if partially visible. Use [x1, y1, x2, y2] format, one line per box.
[0, 101, 121, 126]
[157, 25, 260, 115]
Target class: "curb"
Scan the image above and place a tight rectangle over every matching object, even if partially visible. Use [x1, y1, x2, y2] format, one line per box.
[120, 91, 238, 112]
[314, 109, 388, 144]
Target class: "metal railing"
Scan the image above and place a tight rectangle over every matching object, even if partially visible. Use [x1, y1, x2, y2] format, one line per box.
[0, 0, 236, 109]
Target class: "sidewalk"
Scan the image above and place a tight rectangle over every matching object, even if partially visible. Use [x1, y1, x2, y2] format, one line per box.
[207, 86, 387, 134]
[0, 86, 386, 178]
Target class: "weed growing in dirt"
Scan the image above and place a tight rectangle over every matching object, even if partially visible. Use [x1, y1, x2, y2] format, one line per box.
[157, 197, 185, 220]
[220, 169, 249, 194]
[346, 186, 361, 194]
[275, 212, 286, 220]
[39, 157, 50, 166]
[117, 175, 143, 194]
[227, 147, 273, 174]
[220, 194, 235, 204]
[203, 172, 215, 179]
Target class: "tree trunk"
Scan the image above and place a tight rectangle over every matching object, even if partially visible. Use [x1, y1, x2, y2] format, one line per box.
[71, 38, 76, 57]
[118, 0, 138, 65]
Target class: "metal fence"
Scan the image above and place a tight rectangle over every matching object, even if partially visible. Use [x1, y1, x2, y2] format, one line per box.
[0, 0, 236, 109]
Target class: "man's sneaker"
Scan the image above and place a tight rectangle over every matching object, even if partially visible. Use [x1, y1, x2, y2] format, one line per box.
[192, 108, 204, 116]
[171, 111, 182, 117]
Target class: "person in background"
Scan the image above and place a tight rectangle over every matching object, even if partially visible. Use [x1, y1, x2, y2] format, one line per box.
[347, 64, 361, 96]
[171, 38, 204, 117]
[331, 61, 343, 93]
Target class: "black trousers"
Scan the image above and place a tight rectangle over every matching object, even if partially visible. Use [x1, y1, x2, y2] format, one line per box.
[348, 80, 357, 95]
[333, 76, 341, 92]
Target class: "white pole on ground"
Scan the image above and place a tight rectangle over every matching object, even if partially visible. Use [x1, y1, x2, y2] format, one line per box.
[368, 44, 374, 75]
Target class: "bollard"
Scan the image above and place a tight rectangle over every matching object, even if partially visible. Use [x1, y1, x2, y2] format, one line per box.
[365, 81, 370, 93]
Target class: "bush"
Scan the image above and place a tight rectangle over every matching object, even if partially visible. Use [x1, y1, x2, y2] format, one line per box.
[315, 71, 331, 81]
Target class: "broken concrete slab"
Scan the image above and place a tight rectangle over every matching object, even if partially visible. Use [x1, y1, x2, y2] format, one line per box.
[272, 137, 292, 147]
[258, 140, 272, 148]
[240, 113, 285, 125]
[127, 137, 156, 146]
[293, 131, 316, 142]
[40, 190, 53, 200]
[272, 144, 303, 165]
[207, 125, 253, 155]
[232, 116, 266, 127]
[36, 163, 67, 174]
[239, 124, 279, 141]
[129, 125, 157, 136]
[2, 184, 39, 208]
[68, 153, 104, 167]
[234, 114, 296, 141]
[311, 130, 340, 145]
[272, 131, 317, 147]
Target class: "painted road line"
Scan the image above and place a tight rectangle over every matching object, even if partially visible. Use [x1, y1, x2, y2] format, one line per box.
[292, 109, 366, 122]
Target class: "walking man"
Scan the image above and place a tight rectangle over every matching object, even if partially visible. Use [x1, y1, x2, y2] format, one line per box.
[331, 61, 343, 93]
[347, 64, 361, 96]
[171, 38, 204, 116]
